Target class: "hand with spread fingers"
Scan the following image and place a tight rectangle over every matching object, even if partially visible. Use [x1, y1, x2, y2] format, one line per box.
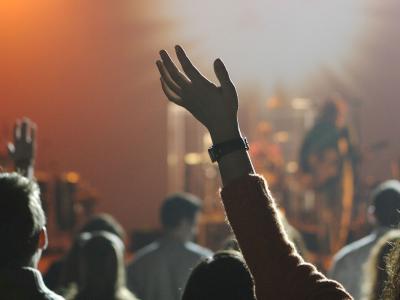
[8, 118, 37, 178]
[156, 45, 241, 144]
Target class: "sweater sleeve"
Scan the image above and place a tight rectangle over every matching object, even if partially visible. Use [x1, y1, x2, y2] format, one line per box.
[220, 174, 352, 300]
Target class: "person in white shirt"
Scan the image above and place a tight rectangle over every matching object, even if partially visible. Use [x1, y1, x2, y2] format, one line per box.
[329, 180, 400, 299]
[127, 193, 212, 300]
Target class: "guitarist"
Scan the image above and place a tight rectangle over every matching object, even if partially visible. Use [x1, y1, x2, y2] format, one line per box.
[299, 97, 358, 256]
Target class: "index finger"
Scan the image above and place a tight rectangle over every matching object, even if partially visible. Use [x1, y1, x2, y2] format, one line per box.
[160, 50, 190, 87]
[175, 45, 210, 83]
[21, 118, 29, 142]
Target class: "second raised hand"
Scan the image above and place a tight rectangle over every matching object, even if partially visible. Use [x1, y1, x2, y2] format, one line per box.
[156, 45, 241, 143]
[7, 118, 37, 178]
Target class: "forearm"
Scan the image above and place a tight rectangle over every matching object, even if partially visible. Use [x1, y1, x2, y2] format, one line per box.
[217, 148, 255, 186]
[221, 174, 352, 300]
[212, 129, 351, 299]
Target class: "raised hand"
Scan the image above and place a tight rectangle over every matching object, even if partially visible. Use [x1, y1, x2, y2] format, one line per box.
[8, 118, 37, 178]
[156, 45, 241, 143]
[157, 45, 254, 185]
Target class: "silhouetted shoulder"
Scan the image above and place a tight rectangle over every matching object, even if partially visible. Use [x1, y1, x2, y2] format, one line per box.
[131, 241, 161, 262]
[333, 234, 376, 263]
[0, 268, 64, 300]
[184, 241, 213, 258]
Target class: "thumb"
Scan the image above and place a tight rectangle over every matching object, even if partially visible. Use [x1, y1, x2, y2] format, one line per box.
[214, 58, 234, 90]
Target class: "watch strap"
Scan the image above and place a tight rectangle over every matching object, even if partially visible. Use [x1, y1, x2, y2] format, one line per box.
[208, 137, 249, 163]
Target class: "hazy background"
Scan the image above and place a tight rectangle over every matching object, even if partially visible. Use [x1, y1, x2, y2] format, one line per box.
[1, 0, 399, 233]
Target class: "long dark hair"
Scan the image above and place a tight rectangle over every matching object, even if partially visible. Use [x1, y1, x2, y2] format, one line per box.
[73, 231, 137, 300]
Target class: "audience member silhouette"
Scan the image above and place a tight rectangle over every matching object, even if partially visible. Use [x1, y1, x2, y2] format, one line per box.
[361, 230, 400, 300]
[67, 231, 138, 300]
[127, 193, 212, 300]
[380, 236, 400, 300]
[182, 250, 256, 300]
[330, 180, 400, 299]
[0, 118, 63, 299]
[45, 213, 126, 292]
[156, 45, 351, 299]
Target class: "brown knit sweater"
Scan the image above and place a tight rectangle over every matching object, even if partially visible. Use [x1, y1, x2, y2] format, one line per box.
[220, 174, 353, 300]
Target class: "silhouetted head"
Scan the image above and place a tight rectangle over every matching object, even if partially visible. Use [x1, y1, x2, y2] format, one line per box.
[79, 213, 125, 240]
[58, 213, 126, 290]
[76, 231, 136, 300]
[182, 251, 255, 300]
[160, 193, 201, 241]
[317, 96, 348, 128]
[318, 99, 339, 124]
[0, 172, 47, 268]
[370, 180, 400, 228]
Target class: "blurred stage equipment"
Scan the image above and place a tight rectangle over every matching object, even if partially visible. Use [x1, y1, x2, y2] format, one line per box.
[250, 121, 285, 193]
[166, 89, 320, 251]
[54, 172, 98, 232]
[55, 172, 78, 231]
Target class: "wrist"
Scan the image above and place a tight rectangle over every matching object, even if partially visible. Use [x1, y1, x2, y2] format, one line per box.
[209, 125, 242, 144]
[208, 137, 249, 163]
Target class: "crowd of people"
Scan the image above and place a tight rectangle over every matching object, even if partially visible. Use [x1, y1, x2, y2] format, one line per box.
[1, 45, 400, 300]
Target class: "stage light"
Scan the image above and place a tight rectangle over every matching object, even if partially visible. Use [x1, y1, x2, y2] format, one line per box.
[292, 98, 312, 110]
[184, 152, 206, 165]
[273, 131, 289, 143]
[64, 172, 80, 184]
[286, 161, 298, 174]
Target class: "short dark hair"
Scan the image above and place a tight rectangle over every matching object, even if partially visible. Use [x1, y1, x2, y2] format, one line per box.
[371, 180, 400, 227]
[79, 213, 126, 240]
[0, 173, 45, 267]
[160, 193, 201, 229]
[182, 251, 255, 300]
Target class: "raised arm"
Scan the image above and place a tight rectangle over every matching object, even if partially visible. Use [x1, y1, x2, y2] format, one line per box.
[8, 118, 37, 179]
[156, 46, 351, 300]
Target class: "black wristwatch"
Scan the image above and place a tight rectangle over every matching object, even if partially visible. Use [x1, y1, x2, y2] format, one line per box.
[208, 137, 249, 163]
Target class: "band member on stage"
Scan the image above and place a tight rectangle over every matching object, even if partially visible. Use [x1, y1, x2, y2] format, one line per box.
[299, 96, 358, 256]
[250, 121, 284, 192]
